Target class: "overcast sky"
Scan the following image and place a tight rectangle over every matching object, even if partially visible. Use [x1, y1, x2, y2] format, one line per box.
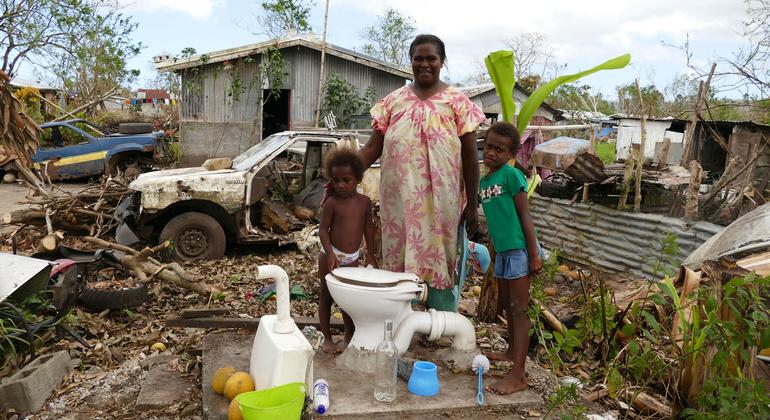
[22, 0, 754, 99]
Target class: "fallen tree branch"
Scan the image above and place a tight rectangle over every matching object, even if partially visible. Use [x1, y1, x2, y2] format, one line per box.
[83, 236, 216, 297]
[702, 136, 768, 206]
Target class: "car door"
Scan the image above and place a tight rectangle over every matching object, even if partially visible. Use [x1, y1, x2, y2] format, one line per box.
[35, 124, 105, 180]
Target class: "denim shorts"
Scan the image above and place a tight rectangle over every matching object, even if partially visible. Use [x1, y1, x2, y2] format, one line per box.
[494, 246, 544, 280]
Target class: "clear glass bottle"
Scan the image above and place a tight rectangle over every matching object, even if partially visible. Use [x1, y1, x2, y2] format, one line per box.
[374, 319, 398, 402]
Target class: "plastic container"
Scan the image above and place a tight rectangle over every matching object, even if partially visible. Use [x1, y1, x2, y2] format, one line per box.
[313, 379, 329, 414]
[407, 361, 440, 396]
[237, 382, 306, 420]
[250, 314, 314, 392]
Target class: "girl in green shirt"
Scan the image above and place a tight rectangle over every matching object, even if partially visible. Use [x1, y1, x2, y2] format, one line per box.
[480, 122, 543, 395]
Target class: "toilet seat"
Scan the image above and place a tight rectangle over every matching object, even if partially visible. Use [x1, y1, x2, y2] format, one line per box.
[330, 267, 420, 288]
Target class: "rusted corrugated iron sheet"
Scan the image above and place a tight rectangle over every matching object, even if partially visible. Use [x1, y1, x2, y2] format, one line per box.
[565, 153, 607, 184]
[530, 196, 723, 280]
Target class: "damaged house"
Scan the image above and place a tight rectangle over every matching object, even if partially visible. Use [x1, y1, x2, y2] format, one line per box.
[615, 116, 770, 194]
[460, 83, 563, 126]
[153, 34, 411, 165]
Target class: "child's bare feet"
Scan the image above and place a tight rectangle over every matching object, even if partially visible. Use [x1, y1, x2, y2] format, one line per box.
[486, 374, 528, 395]
[485, 350, 516, 362]
[322, 339, 341, 354]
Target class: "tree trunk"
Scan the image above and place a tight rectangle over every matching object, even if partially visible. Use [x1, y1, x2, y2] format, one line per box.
[478, 248, 502, 322]
[685, 160, 703, 220]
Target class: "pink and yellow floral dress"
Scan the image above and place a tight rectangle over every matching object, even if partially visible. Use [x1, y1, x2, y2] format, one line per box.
[371, 85, 485, 291]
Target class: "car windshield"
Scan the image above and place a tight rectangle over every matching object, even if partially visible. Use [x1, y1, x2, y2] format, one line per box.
[232, 133, 292, 171]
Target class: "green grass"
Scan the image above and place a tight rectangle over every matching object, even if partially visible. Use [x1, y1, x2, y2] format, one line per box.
[595, 141, 616, 164]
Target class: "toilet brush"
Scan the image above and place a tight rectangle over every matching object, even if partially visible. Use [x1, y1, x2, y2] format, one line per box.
[471, 354, 490, 406]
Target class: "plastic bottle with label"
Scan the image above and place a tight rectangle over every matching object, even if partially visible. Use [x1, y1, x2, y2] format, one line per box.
[313, 379, 330, 414]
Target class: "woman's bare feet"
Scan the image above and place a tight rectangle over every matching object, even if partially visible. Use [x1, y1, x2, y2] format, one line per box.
[486, 374, 528, 395]
[485, 350, 516, 362]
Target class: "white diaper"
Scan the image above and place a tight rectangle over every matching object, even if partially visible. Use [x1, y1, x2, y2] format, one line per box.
[322, 245, 360, 266]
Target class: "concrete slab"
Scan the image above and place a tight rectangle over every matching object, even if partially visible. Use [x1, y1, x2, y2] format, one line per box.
[136, 363, 196, 410]
[202, 331, 542, 419]
[202, 330, 252, 420]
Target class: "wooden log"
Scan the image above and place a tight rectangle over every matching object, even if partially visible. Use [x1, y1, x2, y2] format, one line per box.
[582, 128, 596, 203]
[73, 208, 117, 221]
[685, 160, 703, 220]
[180, 308, 230, 318]
[617, 154, 636, 210]
[681, 63, 716, 164]
[622, 390, 673, 417]
[166, 316, 344, 330]
[2, 209, 46, 224]
[38, 234, 58, 252]
[657, 137, 671, 169]
[634, 79, 647, 213]
[703, 138, 767, 207]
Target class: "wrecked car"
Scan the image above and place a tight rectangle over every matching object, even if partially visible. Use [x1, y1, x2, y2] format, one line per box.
[118, 130, 359, 261]
[32, 119, 167, 180]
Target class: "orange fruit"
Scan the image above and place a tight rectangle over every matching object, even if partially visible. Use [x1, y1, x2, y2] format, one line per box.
[224, 371, 255, 401]
[211, 366, 237, 395]
[228, 397, 243, 420]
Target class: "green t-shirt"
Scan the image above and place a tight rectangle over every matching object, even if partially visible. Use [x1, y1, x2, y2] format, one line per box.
[480, 165, 527, 252]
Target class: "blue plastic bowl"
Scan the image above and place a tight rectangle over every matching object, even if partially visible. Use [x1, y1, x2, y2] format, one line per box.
[407, 361, 440, 396]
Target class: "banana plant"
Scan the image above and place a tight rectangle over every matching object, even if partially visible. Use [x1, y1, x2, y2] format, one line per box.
[485, 51, 632, 132]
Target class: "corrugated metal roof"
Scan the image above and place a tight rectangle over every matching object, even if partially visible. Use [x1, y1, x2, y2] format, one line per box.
[154, 34, 412, 79]
[701, 119, 770, 128]
[459, 83, 495, 98]
[531, 196, 722, 280]
[684, 202, 770, 269]
[459, 83, 562, 117]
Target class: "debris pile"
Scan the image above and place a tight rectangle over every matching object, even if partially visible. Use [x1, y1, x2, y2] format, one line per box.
[2, 178, 132, 252]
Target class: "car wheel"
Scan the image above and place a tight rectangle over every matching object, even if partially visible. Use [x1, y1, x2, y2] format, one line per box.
[159, 212, 226, 261]
[118, 122, 153, 134]
[108, 153, 152, 179]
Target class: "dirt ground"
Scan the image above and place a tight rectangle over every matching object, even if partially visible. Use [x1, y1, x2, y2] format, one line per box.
[0, 181, 621, 419]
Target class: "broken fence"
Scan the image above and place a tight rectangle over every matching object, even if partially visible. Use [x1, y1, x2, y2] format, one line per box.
[530, 196, 723, 281]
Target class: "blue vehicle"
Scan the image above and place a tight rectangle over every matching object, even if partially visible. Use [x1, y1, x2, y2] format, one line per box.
[33, 119, 167, 180]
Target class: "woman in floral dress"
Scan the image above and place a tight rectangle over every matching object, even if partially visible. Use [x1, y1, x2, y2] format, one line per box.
[359, 34, 486, 310]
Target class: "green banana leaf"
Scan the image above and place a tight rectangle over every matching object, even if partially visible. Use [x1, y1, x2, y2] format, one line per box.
[484, 50, 517, 123]
[516, 53, 631, 133]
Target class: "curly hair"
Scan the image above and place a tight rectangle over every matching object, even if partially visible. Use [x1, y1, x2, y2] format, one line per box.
[323, 147, 365, 181]
[486, 121, 521, 154]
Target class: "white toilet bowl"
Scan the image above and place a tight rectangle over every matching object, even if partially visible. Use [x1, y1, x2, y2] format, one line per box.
[325, 267, 426, 351]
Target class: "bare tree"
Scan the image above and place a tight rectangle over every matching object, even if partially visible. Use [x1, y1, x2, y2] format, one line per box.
[360, 8, 416, 67]
[731, 0, 769, 94]
[665, 1, 769, 96]
[503, 32, 561, 82]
